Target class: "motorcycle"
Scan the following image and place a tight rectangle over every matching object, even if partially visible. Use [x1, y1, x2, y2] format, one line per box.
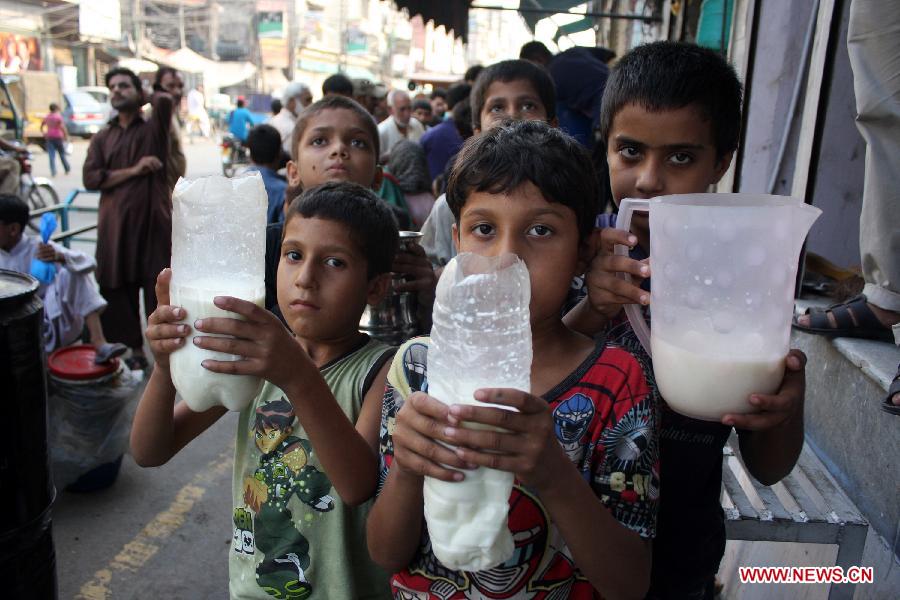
[220, 133, 249, 178]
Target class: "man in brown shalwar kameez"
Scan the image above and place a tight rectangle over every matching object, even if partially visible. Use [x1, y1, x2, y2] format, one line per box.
[83, 67, 172, 370]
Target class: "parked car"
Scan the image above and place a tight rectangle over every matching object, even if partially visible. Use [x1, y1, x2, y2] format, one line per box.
[63, 90, 108, 138]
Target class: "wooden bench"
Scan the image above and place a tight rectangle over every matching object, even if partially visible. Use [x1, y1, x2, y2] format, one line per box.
[722, 439, 868, 599]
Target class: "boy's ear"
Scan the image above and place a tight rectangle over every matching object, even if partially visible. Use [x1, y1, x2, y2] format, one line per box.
[451, 222, 460, 252]
[370, 165, 384, 191]
[712, 150, 736, 184]
[366, 272, 392, 306]
[286, 159, 301, 187]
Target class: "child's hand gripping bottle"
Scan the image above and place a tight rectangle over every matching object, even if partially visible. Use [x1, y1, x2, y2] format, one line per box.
[424, 252, 532, 571]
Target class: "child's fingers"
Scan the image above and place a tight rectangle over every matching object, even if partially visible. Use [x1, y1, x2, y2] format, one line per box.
[200, 357, 258, 375]
[588, 272, 649, 306]
[599, 254, 650, 279]
[395, 427, 471, 472]
[193, 335, 260, 358]
[453, 446, 520, 473]
[443, 425, 526, 455]
[405, 391, 452, 423]
[194, 316, 260, 339]
[148, 304, 185, 326]
[721, 411, 790, 431]
[599, 227, 638, 253]
[147, 322, 190, 342]
[154, 268, 172, 306]
[150, 336, 186, 354]
[211, 295, 266, 321]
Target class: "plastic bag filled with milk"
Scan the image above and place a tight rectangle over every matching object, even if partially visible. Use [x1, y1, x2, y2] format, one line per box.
[425, 252, 532, 572]
[168, 173, 267, 412]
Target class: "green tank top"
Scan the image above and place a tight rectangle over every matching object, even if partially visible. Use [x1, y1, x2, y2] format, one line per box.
[229, 336, 394, 599]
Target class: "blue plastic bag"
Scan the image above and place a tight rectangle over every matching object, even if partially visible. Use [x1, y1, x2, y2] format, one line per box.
[29, 213, 58, 284]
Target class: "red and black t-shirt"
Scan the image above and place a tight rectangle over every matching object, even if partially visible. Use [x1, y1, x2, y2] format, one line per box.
[377, 337, 660, 599]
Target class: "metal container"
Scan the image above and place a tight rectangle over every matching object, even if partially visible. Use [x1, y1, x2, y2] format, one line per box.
[0, 268, 58, 599]
[359, 231, 424, 345]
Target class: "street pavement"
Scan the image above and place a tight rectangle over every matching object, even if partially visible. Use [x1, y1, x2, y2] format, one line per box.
[29, 136, 242, 599]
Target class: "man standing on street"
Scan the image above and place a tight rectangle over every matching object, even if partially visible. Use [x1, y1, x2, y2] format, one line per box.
[83, 67, 173, 370]
[268, 82, 312, 157]
[153, 67, 186, 191]
[377, 89, 424, 162]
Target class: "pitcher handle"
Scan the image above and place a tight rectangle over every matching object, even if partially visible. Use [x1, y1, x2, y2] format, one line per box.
[614, 198, 652, 356]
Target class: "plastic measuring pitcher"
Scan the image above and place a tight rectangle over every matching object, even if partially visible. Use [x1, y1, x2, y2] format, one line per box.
[615, 194, 820, 421]
[168, 173, 268, 412]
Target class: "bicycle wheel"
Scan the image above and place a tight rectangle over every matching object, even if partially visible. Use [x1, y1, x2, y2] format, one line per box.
[26, 184, 59, 232]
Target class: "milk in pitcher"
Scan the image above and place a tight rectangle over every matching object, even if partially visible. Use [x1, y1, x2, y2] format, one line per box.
[651, 335, 784, 421]
[169, 276, 266, 412]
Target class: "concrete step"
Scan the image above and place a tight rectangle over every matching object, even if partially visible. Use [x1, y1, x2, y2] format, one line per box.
[716, 303, 899, 598]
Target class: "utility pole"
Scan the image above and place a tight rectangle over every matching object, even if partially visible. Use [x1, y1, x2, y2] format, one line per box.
[179, 0, 187, 48]
[338, 0, 346, 70]
[286, 0, 296, 80]
[133, 0, 144, 56]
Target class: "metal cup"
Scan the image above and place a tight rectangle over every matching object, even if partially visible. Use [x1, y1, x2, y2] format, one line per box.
[359, 231, 424, 345]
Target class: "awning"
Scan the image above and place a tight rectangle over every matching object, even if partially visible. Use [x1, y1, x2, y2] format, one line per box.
[144, 46, 257, 91]
[393, 1, 473, 40]
[518, 0, 586, 31]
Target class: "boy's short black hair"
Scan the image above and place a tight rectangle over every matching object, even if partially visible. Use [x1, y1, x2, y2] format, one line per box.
[430, 88, 447, 101]
[322, 73, 354, 97]
[247, 124, 282, 166]
[285, 181, 399, 278]
[599, 41, 743, 157]
[153, 66, 178, 90]
[470, 60, 556, 130]
[446, 83, 471, 110]
[464, 65, 484, 83]
[446, 120, 598, 241]
[519, 41, 554, 65]
[105, 67, 142, 93]
[49, 102, 59, 112]
[291, 95, 379, 161]
[412, 99, 432, 114]
[236, 99, 245, 108]
[0, 194, 29, 227]
[452, 98, 473, 140]
[270, 98, 282, 115]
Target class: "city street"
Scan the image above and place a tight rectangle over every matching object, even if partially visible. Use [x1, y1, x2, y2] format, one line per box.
[30, 136, 240, 600]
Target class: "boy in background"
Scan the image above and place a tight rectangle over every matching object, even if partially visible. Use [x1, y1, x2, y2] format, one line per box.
[131, 182, 399, 599]
[368, 120, 659, 599]
[566, 41, 808, 598]
[0, 194, 126, 363]
[41, 102, 70, 176]
[420, 59, 558, 268]
[245, 124, 288, 224]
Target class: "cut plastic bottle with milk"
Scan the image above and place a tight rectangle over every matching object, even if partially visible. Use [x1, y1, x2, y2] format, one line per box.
[425, 252, 532, 572]
[168, 173, 268, 412]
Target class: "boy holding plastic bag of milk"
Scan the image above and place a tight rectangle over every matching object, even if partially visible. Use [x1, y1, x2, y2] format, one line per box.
[367, 120, 661, 599]
[564, 42, 808, 599]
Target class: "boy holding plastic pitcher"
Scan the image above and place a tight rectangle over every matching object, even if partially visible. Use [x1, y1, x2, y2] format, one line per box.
[367, 120, 660, 599]
[566, 42, 809, 599]
[131, 182, 399, 598]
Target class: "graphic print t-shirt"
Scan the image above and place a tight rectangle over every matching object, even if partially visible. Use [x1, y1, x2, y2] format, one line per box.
[377, 337, 660, 599]
[230, 337, 394, 600]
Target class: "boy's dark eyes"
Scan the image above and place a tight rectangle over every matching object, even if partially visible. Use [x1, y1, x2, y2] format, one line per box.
[350, 138, 368, 149]
[284, 250, 302, 261]
[310, 137, 327, 146]
[670, 152, 693, 165]
[472, 223, 495, 235]
[324, 257, 345, 268]
[618, 146, 641, 159]
[528, 224, 552, 236]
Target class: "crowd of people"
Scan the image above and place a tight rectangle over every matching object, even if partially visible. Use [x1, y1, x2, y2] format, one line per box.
[0, 13, 897, 599]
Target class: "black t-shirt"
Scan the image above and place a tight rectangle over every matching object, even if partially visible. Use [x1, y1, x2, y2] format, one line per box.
[567, 225, 733, 595]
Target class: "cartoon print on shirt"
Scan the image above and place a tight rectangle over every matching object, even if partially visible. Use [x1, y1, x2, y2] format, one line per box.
[552, 393, 596, 462]
[238, 398, 334, 599]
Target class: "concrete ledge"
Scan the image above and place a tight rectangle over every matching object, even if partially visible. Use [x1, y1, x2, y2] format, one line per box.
[789, 329, 899, 555]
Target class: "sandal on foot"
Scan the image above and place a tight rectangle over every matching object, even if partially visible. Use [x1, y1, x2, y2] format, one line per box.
[883, 365, 900, 416]
[792, 295, 894, 342]
[125, 355, 149, 371]
[94, 342, 128, 364]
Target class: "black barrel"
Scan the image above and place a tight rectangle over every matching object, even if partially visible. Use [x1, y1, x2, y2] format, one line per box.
[0, 269, 57, 599]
